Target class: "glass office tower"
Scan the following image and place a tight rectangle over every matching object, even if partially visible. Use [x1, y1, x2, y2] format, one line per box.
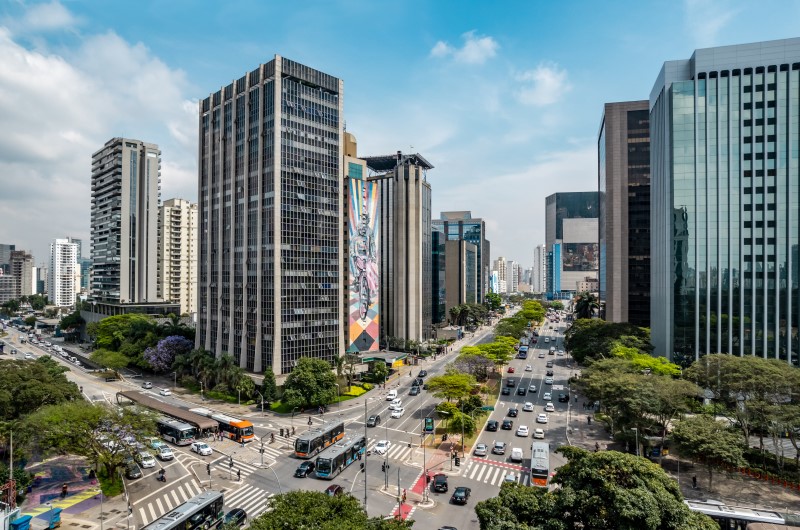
[650, 38, 800, 365]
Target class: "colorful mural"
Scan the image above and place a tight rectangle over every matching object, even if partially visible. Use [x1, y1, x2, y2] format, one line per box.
[348, 176, 379, 352]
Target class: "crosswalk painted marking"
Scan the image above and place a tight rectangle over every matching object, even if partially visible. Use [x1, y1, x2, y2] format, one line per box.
[135, 479, 203, 526]
[224, 485, 275, 519]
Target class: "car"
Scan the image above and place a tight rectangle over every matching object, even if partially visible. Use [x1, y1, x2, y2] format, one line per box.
[504, 472, 518, 483]
[159, 388, 171, 396]
[538, 352, 545, 358]
[537, 413, 549, 424]
[558, 349, 565, 355]
[546, 361, 554, 368]
[507, 366, 515, 373]
[528, 383, 537, 393]
[506, 379, 516, 387]
[544, 402, 555, 412]
[136, 451, 156, 468]
[294, 461, 315, 478]
[546, 370, 554, 377]
[418, 370, 428, 378]
[224, 508, 248, 528]
[409, 386, 420, 396]
[524, 364, 532, 371]
[492, 441, 507, 455]
[386, 390, 398, 401]
[517, 387, 527, 396]
[501, 387, 511, 396]
[391, 407, 405, 418]
[432, 473, 448, 493]
[374, 440, 391, 455]
[558, 393, 570, 403]
[511, 447, 524, 462]
[148, 438, 165, 451]
[24, 353, 32, 359]
[191, 442, 213, 456]
[544, 337, 550, 343]
[451, 486, 471, 505]
[516, 425, 529, 437]
[501, 419, 513, 430]
[413, 377, 424, 387]
[142, 381, 153, 389]
[422, 383, 429, 390]
[549, 349, 555, 355]
[544, 377, 554, 385]
[533, 428, 545, 439]
[507, 408, 518, 417]
[10, 348, 16, 355]
[388, 399, 402, 410]
[486, 420, 498, 432]
[367, 415, 381, 427]
[125, 463, 143, 480]
[156, 446, 174, 460]
[325, 484, 344, 497]
[522, 401, 534, 412]
[473, 443, 488, 457]
[543, 392, 552, 401]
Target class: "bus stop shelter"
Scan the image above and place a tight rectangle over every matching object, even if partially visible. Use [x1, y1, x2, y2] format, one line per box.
[116, 391, 217, 433]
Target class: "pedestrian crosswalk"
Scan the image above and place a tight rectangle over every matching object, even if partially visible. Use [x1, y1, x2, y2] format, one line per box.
[462, 459, 531, 486]
[210, 455, 261, 478]
[366, 438, 419, 463]
[224, 484, 275, 520]
[134, 478, 204, 526]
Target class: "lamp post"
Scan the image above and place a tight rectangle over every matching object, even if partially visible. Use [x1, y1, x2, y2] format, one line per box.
[200, 381, 204, 401]
[255, 391, 265, 416]
[291, 407, 298, 431]
[171, 371, 177, 390]
[631, 427, 639, 457]
[363, 399, 368, 510]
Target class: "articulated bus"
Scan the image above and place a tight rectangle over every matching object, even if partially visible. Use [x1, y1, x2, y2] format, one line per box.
[684, 499, 798, 529]
[141, 491, 224, 530]
[189, 408, 255, 443]
[294, 421, 345, 459]
[530, 442, 550, 487]
[157, 417, 197, 446]
[315, 434, 367, 479]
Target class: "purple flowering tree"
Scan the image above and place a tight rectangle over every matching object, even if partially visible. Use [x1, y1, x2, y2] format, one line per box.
[144, 335, 194, 372]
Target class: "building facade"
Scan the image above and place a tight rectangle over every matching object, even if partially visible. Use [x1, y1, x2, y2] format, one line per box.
[158, 198, 198, 316]
[598, 100, 651, 325]
[433, 212, 490, 303]
[91, 137, 161, 305]
[197, 56, 344, 374]
[0, 244, 15, 275]
[493, 256, 508, 287]
[507, 260, 520, 294]
[650, 38, 800, 364]
[9, 250, 34, 299]
[49, 238, 79, 307]
[532, 244, 547, 293]
[444, 240, 478, 314]
[545, 192, 599, 297]
[0, 274, 15, 305]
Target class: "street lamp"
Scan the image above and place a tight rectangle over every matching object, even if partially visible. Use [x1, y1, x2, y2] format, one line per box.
[631, 427, 639, 457]
[171, 371, 177, 390]
[255, 391, 265, 416]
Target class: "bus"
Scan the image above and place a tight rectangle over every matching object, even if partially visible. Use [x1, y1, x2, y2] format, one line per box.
[684, 499, 794, 529]
[315, 434, 367, 479]
[517, 346, 529, 359]
[157, 417, 197, 446]
[294, 421, 345, 459]
[189, 408, 255, 443]
[141, 491, 224, 530]
[530, 442, 549, 487]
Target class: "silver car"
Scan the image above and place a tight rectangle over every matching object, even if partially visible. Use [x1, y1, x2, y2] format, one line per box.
[473, 443, 488, 457]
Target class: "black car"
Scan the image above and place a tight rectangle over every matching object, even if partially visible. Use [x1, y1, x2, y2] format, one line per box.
[507, 408, 518, 417]
[367, 415, 381, 427]
[501, 387, 511, 396]
[294, 461, 315, 478]
[506, 379, 516, 387]
[486, 420, 498, 431]
[546, 370, 554, 377]
[558, 393, 570, 403]
[501, 419, 513, 430]
[451, 486, 471, 505]
[224, 508, 247, 527]
[418, 370, 428, 378]
[124, 463, 142, 480]
[423, 383, 429, 390]
[412, 377, 424, 387]
[409, 386, 420, 396]
[517, 387, 527, 396]
[433, 473, 448, 492]
[325, 484, 344, 497]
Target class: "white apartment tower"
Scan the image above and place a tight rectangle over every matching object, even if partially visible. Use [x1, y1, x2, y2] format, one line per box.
[506, 260, 520, 294]
[49, 238, 79, 307]
[158, 199, 198, 316]
[532, 244, 547, 293]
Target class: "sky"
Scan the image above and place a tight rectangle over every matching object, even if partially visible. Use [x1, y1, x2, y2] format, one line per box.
[0, 0, 798, 268]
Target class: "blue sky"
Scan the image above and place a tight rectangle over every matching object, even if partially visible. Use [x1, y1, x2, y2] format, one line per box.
[1, 0, 799, 268]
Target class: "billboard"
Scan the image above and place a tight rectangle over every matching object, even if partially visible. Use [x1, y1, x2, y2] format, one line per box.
[562, 243, 599, 272]
[348, 177, 379, 352]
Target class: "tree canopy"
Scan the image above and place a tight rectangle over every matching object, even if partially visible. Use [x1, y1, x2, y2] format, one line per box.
[574, 291, 600, 319]
[0, 357, 80, 421]
[426, 370, 476, 402]
[143, 335, 194, 372]
[565, 319, 653, 364]
[282, 357, 338, 409]
[475, 447, 716, 530]
[485, 292, 502, 312]
[671, 415, 746, 491]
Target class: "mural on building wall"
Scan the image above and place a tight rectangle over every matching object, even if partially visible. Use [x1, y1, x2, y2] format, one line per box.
[349, 177, 379, 352]
[562, 243, 599, 271]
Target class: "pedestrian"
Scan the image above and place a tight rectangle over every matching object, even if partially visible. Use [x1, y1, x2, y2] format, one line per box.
[61, 483, 68, 498]
[692, 475, 697, 489]
[587, 416, 592, 425]
[595, 442, 600, 452]
[292, 426, 295, 435]
[237, 469, 241, 481]
[280, 427, 284, 437]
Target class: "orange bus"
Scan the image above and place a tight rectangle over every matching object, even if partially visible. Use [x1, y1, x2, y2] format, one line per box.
[294, 421, 345, 459]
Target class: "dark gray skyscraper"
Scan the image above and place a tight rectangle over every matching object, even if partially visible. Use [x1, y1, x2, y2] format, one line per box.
[197, 56, 344, 375]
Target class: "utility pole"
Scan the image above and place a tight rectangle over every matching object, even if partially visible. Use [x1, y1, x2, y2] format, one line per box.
[363, 399, 368, 511]
[397, 467, 401, 507]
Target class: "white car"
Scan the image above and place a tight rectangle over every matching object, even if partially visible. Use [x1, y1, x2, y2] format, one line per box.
[543, 392, 552, 401]
[157, 446, 174, 460]
[142, 381, 153, 389]
[533, 428, 545, 439]
[544, 402, 555, 412]
[374, 440, 391, 455]
[557, 349, 565, 356]
[159, 388, 172, 396]
[522, 402, 534, 412]
[524, 365, 532, 371]
[538, 352, 545, 358]
[191, 441, 213, 456]
[473, 443, 488, 457]
[136, 452, 156, 468]
[528, 383, 537, 392]
[391, 407, 405, 419]
[516, 425, 529, 437]
[386, 390, 397, 401]
[388, 399, 402, 410]
[544, 377, 554, 385]
[24, 353, 32, 359]
[537, 413, 549, 424]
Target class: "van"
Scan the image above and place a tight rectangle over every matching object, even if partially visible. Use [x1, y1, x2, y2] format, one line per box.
[511, 447, 524, 462]
[386, 390, 397, 401]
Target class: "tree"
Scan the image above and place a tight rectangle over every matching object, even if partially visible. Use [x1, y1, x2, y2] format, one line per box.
[372, 361, 388, 383]
[448, 306, 461, 326]
[282, 358, 338, 409]
[262, 367, 278, 403]
[143, 335, 194, 372]
[249, 490, 413, 529]
[485, 292, 502, 312]
[90, 348, 129, 374]
[565, 319, 653, 364]
[158, 313, 194, 340]
[28, 294, 48, 310]
[474, 447, 717, 530]
[426, 371, 476, 402]
[1, 299, 20, 316]
[574, 291, 599, 319]
[24, 316, 36, 327]
[59, 310, 85, 333]
[671, 415, 746, 491]
[93, 314, 157, 351]
[0, 358, 80, 421]
[446, 410, 477, 439]
[453, 351, 494, 381]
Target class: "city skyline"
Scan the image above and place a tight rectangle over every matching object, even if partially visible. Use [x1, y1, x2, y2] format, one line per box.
[1, 1, 799, 265]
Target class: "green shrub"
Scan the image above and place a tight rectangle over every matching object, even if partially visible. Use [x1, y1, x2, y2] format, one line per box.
[343, 386, 367, 397]
[360, 382, 373, 391]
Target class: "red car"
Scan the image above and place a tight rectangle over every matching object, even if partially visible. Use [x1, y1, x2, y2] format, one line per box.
[508, 366, 515, 373]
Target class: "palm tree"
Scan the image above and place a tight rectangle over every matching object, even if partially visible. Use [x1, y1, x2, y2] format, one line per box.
[215, 352, 238, 389]
[449, 306, 462, 326]
[574, 292, 600, 319]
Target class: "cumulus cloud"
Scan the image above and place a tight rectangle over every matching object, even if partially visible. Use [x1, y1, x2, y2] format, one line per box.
[515, 63, 571, 107]
[5, 0, 80, 33]
[683, 0, 739, 48]
[430, 31, 499, 65]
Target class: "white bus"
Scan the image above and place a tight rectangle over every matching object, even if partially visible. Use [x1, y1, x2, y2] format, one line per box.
[684, 499, 789, 529]
[157, 417, 197, 446]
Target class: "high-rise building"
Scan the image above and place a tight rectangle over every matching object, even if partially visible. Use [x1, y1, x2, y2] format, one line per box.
[532, 244, 547, 293]
[493, 256, 507, 286]
[598, 100, 651, 326]
[506, 260, 520, 294]
[545, 192, 599, 296]
[0, 244, 15, 275]
[367, 152, 433, 342]
[49, 238, 79, 307]
[433, 212, 490, 302]
[91, 138, 161, 305]
[0, 274, 15, 305]
[650, 38, 800, 364]
[79, 258, 92, 292]
[444, 240, 478, 314]
[9, 250, 34, 299]
[197, 56, 344, 374]
[158, 198, 198, 316]
[35, 263, 47, 295]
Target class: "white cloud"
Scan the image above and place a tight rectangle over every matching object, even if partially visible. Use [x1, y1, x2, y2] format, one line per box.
[7, 1, 81, 33]
[515, 63, 571, 107]
[430, 31, 499, 65]
[683, 0, 739, 48]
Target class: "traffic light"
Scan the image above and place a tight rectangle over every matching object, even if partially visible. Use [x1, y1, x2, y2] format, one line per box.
[206, 463, 211, 476]
[381, 462, 386, 473]
[229, 457, 234, 469]
[455, 456, 460, 467]
[442, 433, 448, 441]
[360, 462, 365, 473]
